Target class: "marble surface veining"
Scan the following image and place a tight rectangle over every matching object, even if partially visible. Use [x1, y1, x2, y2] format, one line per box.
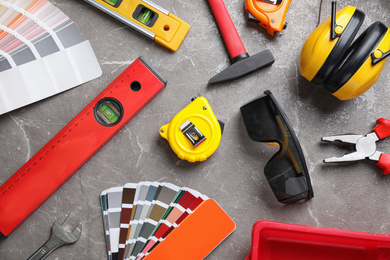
[1, 0, 390, 259]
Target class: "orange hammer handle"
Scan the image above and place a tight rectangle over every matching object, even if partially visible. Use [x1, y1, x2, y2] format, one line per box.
[207, 0, 248, 61]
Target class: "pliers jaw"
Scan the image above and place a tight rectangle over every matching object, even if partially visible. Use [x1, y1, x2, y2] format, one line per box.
[322, 132, 379, 163]
[322, 118, 390, 175]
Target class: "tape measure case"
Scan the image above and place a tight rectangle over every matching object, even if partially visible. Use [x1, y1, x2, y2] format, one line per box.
[159, 97, 222, 163]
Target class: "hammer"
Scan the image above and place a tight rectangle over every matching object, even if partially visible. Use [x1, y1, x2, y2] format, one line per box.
[207, 0, 275, 85]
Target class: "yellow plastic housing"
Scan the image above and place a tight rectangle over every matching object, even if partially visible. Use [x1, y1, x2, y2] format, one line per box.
[93, 0, 190, 51]
[160, 97, 222, 163]
[333, 28, 390, 100]
[299, 6, 357, 81]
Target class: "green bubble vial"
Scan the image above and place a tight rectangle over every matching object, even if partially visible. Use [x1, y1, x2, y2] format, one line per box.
[96, 101, 120, 125]
[140, 9, 152, 25]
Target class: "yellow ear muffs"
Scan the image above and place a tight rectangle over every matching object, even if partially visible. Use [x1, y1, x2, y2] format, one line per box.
[299, 3, 390, 100]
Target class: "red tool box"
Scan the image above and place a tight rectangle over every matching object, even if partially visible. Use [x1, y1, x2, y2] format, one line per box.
[246, 220, 390, 260]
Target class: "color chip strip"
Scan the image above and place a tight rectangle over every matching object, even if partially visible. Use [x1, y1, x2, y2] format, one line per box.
[127, 184, 182, 259]
[123, 182, 159, 258]
[107, 187, 124, 260]
[118, 184, 137, 260]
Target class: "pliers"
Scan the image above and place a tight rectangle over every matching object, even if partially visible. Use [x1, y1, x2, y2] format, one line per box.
[322, 118, 390, 175]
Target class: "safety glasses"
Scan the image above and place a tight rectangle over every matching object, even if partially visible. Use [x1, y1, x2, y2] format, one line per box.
[240, 90, 314, 204]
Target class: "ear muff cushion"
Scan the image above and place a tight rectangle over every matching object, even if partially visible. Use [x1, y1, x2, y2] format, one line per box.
[311, 9, 365, 85]
[299, 6, 363, 84]
[332, 26, 390, 100]
[325, 21, 389, 93]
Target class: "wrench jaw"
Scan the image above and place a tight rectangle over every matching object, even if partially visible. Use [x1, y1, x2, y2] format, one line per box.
[56, 214, 69, 226]
[27, 215, 82, 260]
[62, 222, 82, 244]
[53, 215, 82, 244]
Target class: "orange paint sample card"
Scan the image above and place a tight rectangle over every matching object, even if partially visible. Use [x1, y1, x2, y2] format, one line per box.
[144, 198, 236, 260]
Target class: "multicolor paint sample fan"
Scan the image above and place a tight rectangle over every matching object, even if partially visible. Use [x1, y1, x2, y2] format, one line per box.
[0, 0, 102, 115]
[100, 182, 236, 260]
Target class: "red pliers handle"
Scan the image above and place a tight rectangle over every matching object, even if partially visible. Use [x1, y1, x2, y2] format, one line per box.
[322, 118, 390, 175]
[373, 118, 390, 175]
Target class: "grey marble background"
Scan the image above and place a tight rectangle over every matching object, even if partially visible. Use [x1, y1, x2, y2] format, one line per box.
[1, 0, 390, 259]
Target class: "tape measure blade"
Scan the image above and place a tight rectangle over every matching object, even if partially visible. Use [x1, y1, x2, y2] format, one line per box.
[0, 57, 166, 237]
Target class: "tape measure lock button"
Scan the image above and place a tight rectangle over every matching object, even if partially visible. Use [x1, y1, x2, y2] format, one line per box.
[160, 96, 223, 163]
[94, 97, 124, 126]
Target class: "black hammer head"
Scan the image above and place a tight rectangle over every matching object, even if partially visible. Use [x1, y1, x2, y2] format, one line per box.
[208, 49, 274, 85]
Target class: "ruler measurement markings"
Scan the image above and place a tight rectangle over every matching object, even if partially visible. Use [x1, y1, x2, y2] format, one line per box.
[0, 57, 167, 238]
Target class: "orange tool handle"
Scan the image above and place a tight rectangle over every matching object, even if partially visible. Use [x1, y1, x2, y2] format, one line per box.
[373, 118, 390, 140]
[377, 153, 390, 175]
[207, 0, 247, 60]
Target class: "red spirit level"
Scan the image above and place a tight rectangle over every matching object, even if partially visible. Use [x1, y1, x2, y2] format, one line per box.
[0, 57, 166, 239]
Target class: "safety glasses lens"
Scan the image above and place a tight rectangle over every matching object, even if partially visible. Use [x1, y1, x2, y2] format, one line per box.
[240, 90, 313, 204]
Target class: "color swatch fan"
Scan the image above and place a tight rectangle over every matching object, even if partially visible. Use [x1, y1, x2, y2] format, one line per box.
[0, 0, 102, 115]
[100, 182, 236, 260]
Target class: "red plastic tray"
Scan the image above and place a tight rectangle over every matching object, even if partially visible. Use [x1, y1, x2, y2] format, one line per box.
[246, 220, 390, 260]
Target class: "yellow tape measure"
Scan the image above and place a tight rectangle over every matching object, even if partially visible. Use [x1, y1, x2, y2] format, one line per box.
[160, 97, 223, 163]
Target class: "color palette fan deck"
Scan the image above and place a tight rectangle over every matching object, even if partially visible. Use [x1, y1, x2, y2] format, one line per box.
[0, 0, 101, 114]
[100, 182, 236, 260]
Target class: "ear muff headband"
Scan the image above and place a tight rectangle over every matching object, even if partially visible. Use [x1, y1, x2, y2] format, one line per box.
[299, 6, 359, 83]
[325, 22, 388, 93]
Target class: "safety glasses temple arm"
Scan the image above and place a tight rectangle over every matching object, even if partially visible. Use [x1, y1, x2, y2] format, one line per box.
[275, 115, 302, 174]
[275, 115, 289, 156]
